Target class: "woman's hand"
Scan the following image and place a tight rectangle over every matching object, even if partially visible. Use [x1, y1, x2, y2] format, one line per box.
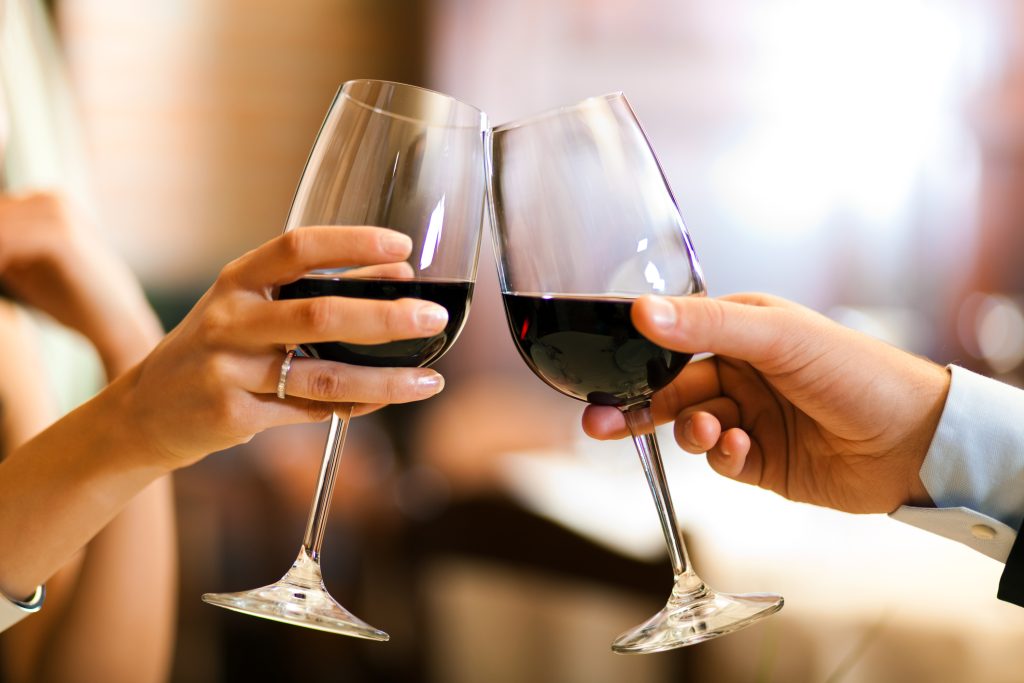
[120, 225, 449, 469]
[582, 293, 950, 514]
[0, 191, 162, 375]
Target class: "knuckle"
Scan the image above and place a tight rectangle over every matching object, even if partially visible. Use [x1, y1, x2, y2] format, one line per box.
[198, 302, 234, 346]
[202, 352, 236, 384]
[310, 369, 348, 400]
[280, 228, 311, 263]
[382, 301, 402, 335]
[380, 372, 406, 404]
[301, 297, 335, 336]
[211, 390, 247, 428]
[380, 374, 399, 401]
[746, 292, 791, 311]
[385, 299, 415, 337]
[755, 293, 789, 308]
[217, 258, 246, 288]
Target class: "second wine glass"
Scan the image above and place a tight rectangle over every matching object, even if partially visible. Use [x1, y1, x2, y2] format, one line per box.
[201, 80, 487, 639]
[488, 93, 783, 653]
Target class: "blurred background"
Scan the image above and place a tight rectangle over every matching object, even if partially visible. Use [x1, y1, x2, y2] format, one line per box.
[6, 0, 1024, 680]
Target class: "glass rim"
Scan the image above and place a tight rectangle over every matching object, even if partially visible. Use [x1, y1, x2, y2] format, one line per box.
[339, 79, 487, 130]
[491, 91, 626, 135]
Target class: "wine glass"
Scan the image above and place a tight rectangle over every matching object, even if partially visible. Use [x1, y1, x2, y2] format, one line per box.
[202, 80, 487, 639]
[488, 93, 783, 653]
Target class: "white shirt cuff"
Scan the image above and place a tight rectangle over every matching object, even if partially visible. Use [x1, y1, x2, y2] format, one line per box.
[919, 365, 1024, 530]
[889, 505, 1015, 562]
[890, 365, 1024, 561]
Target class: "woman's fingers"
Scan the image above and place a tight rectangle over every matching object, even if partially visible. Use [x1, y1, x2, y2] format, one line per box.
[224, 225, 413, 290]
[252, 355, 445, 405]
[245, 396, 392, 431]
[216, 295, 449, 347]
[235, 364, 442, 432]
[343, 262, 416, 279]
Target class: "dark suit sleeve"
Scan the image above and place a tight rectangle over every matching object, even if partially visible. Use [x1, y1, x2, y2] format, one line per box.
[998, 523, 1024, 606]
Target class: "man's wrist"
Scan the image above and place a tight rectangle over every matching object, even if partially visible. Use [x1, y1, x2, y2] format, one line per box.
[919, 365, 1024, 528]
[900, 362, 950, 509]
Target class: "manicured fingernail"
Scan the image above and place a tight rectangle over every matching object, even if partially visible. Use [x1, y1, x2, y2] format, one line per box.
[416, 304, 449, 330]
[416, 373, 445, 394]
[645, 296, 676, 329]
[381, 232, 413, 257]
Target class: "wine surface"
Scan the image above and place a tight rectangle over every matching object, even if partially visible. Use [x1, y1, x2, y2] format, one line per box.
[278, 277, 473, 367]
[502, 293, 691, 407]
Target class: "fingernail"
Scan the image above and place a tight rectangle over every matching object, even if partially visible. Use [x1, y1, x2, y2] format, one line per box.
[416, 373, 445, 394]
[416, 304, 449, 330]
[381, 232, 413, 257]
[683, 418, 697, 447]
[645, 296, 676, 329]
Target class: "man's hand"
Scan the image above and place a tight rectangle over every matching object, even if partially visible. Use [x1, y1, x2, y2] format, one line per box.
[583, 293, 950, 514]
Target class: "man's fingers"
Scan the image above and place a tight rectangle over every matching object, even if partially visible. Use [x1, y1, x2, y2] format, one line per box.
[632, 293, 816, 368]
[582, 360, 729, 440]
[672, 398, 740, 453]
[581, 404, 627, 440]
[706, 428, 763, 486]
[648, 358, 721, 423]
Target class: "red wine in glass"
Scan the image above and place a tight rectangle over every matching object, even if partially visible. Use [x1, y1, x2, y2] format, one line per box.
[502, 293, 691, 407]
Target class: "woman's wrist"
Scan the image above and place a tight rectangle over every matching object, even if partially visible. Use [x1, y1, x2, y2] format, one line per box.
[92, 365, 180, 476]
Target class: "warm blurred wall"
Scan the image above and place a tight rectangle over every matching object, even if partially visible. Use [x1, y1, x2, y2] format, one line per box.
[945, 0, 1024, 382]
[429, 0, 990, 356]
[57, 0, 425, 290]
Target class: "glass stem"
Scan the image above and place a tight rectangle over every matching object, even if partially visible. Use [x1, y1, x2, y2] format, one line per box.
[624, 404, 693, 580]
[301, 404, 354, 562]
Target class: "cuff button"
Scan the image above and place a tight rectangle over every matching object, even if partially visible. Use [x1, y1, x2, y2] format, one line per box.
[971, 524, 997, 540]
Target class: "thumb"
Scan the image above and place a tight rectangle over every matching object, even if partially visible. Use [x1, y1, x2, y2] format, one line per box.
[632, 293, 814, 367]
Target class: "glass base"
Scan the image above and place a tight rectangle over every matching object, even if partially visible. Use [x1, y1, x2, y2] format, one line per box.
[201, 547, 389, 641]
[612, 577, 783, 654]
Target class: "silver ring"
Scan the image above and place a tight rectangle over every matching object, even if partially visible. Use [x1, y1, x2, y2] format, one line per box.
[277, 349, 296, 399]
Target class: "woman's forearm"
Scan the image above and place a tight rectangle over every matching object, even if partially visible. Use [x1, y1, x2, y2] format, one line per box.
[34, 477, 177, 683]
[0, 372, 168, 600]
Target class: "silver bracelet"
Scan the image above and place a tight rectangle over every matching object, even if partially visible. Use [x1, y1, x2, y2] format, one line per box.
[2, 584, 44, 612]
